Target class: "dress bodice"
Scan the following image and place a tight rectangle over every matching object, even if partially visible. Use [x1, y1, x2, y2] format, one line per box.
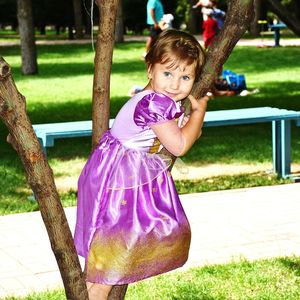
[110, 90, 184, 152]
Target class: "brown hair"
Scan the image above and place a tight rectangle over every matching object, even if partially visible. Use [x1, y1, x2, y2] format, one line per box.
[145, 29, 205, 81]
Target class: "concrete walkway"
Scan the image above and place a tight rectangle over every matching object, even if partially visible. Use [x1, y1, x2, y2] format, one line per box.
[1, 183, 300, 298]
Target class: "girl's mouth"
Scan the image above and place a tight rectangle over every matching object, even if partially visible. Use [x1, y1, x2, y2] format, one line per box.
[165, 92, 178, 98]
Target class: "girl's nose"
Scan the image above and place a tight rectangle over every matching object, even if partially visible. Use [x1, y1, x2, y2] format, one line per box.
[170, 78, 179, 90]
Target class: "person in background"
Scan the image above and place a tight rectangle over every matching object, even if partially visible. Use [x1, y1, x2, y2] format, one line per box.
[193, 0, 225, 48]
[201, 8, 218, 49]
[159, 13, 174, 30]
[144, 0, 164, 56]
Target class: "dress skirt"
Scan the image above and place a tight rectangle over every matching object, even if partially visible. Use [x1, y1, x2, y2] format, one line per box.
[74, 131, 191, 285]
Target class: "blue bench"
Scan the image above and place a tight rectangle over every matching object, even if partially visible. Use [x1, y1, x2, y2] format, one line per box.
[269, 23, 287, 47]
[33, 107, 300, 179]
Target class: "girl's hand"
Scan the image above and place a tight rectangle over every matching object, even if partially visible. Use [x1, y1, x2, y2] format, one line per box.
[180, 115, 190, 128]
[188, 95, 209, 113]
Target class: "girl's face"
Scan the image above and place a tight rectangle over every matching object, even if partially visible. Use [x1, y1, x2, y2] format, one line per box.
[147, 58, 196, 102]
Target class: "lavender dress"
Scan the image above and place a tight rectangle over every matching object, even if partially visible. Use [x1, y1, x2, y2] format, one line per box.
[74, 90, 191, 285]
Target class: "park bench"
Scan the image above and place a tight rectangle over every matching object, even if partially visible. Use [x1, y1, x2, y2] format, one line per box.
[33, 106, 300, 179]
[269, 23, 287, 47]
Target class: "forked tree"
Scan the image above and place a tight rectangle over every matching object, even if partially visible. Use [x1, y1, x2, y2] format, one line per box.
[0, 0, 253, 299]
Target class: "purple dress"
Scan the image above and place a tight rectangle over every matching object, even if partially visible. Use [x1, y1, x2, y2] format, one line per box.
[74, 90, 191, 285]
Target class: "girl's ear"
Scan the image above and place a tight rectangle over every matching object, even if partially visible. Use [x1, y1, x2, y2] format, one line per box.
[147, 64, 153, 79]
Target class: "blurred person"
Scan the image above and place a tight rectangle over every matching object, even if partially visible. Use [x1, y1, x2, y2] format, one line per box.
[193, 0, 225, 48]
[159, 13, 174, 30]
[144, 0, 164, 56]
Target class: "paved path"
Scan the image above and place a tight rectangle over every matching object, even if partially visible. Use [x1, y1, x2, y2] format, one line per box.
[1, 183, 300, 298]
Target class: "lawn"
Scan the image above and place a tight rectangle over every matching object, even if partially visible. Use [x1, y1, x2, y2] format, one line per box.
[0, 38, 300, 215]
[4, 256, 300, 299]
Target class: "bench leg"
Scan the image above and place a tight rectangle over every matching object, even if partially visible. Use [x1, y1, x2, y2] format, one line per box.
[274, 28, 280, 47]
[272, 120, 291, 178]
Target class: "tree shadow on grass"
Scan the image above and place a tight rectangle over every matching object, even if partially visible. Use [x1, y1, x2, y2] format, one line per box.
[2, 42, 146, 79]
[278, 256, 300, 277]
[0, 159, 39, 215]
[8, 59, 145, 80]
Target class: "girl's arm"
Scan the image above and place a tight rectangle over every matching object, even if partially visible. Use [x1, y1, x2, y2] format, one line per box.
[150, 8, 159, 28]
[150, 95, 209, 156]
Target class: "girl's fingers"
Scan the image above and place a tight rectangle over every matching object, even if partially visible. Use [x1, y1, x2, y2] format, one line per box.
[200, 95, 210, 102]
[188, 95, 209, 103]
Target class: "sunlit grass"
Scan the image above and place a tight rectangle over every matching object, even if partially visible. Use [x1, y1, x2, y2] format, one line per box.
[0, 39, 300, 215]
[4, 256, 300, 300]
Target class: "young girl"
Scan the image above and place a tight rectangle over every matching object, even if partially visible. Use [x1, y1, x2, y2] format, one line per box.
[74, 29, 208, 300]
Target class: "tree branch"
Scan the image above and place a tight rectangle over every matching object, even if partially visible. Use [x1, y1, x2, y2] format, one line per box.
[267, 0, 300, 36]
[92, 0, 120, 149]
[193, 0, 254, 98]
[0, 57, 88, 300]
[160, 0, 254, 158]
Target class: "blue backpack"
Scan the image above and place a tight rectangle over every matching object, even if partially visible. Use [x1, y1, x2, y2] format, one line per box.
[222, 69, 247, 93]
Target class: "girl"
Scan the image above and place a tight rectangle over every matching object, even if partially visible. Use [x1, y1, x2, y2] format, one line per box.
[74, 29, 208, 300]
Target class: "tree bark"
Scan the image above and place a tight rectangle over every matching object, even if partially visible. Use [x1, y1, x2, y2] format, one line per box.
[84, 0, 92, 37]
[249, 0, 262, 36]
[0, 58, 88, 299]
[92, 0, 128, 298]
[17, 0, 38, 75]
[73, 0, 84, 38]
[267, 0, 300, 37]
[115, 0, 124, 43]
[92, 0, 119, 149]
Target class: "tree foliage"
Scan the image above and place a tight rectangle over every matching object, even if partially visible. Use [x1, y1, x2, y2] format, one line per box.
[0, 0, 300, 36]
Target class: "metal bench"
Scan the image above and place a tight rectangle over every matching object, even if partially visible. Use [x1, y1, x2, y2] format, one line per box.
[33, 107, 300, 179]
[269, 23, 287, 47]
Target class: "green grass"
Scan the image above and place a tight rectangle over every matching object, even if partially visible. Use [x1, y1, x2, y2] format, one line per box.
[4, 256, 300, 299]
[0, 38, 300, 215]
[175, 173, 291, 194]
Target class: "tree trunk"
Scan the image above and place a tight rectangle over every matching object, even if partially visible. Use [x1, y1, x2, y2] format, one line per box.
[84, 0, 92, 37]
[115, 0, 124, 43]
[188, 0, 198, 34]
[0, 59, 88, 299]
[92, 0, 128, 298]
[68, 24, 74, 40]
[17, 0, 38, 75]
[73, 0, 84, 38]
[267, 0, 300, 37]
[249, 0, 262, 36]
[92, 0, 119, 149]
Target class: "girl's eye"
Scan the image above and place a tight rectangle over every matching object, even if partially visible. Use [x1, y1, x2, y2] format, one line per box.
[163, 72, 172, 78]
[182, 75, 190, 81]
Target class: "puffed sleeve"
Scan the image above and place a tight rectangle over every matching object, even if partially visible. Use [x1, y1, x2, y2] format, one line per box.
[134, 93, 184, 128]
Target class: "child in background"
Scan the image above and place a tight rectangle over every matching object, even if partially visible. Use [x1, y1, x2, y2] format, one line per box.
[74, 29, 208, 300]
[202, 9, 219, 48]
[159, 13, 174, 30]
[193, 0, 225, 48]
